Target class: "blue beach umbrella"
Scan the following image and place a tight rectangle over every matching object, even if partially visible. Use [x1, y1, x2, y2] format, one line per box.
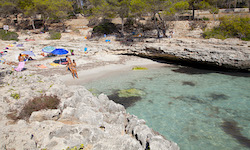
[42, 46, 56, 53]
[51, 48, 69, 55]
[22, 51, 35, 56]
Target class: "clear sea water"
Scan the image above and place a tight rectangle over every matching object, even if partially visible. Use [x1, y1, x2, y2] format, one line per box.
[84, 64, 250, 150]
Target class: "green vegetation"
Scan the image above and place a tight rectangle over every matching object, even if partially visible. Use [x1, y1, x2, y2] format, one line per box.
[11, 93, 20, 99]
[48, 31, 61, 40]
[17, 95, 60, 120]
[203, 16, 250, 41]
[0, 29, 19, 41]
[132, 66, 148, 70]
[17, 0, 73, 30]
[0, 0, 249, 40]
[63, 144, 84, 150]
[92, 22, 118, 35]
[118, 88, 145, 98]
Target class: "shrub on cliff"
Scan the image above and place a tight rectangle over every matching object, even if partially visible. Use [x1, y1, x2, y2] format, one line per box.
[92, 21, 119, 36]
[18, 95, 60, 120]
[203, 16, 250, 41]
[48, 30, 61, 40]
[0, 29, 19, 41]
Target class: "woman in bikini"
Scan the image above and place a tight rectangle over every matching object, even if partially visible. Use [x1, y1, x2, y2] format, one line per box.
[71, 59, 78, 79]
[66, 55, 72, 71]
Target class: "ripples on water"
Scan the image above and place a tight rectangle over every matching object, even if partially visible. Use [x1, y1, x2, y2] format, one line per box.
[84, 65, 250, 150]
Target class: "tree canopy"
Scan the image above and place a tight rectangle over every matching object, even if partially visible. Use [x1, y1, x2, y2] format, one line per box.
[0, 0, 249, 39]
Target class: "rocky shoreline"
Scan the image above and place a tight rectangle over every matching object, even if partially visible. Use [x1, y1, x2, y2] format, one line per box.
[0, 71, 179, 150]
[110, 38, 250, 72]
[0, 33, 249, 149]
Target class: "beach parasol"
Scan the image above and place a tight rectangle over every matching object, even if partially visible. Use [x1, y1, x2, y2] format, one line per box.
[22, 51, 35, 56]
[42, 46, 56, 53]
[51, 48, 68, 55]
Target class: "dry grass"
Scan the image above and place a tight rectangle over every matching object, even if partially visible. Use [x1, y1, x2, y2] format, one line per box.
[17, 95, 60, 121]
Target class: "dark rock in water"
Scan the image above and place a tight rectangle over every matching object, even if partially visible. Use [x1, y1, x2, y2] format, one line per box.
[173, 96, 206, 104]
[182, 81, 195, 86]
[172, 67, 213, 75]
[221, 120, 250, 148]
[108, 93, 141, 108]
[108, 88, 145, 108]
[148, 100, 153, 103]
[147, 77, 153, 81]
[209, 93, 229, 101]
[168, 102, 173, 105]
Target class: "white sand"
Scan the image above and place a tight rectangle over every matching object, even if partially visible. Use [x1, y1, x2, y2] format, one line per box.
[0, 33, 169, 87]
[62, 57, 169, 85]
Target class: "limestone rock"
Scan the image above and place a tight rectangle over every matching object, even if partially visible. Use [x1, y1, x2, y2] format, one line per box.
[149, 135, 179, 150]
[29, 109, 61, 122]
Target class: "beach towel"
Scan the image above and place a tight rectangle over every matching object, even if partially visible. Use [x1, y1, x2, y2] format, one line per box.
[25, 39, 35, 41]
[15, 62, 25, 72]
[7, 44, 14, 47]
[16, 44, 24, 47]
[50, 63, 60, 67]
[36, 64, 47, 69]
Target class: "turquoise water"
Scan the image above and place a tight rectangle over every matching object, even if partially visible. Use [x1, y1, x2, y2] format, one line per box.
[84, 65, 250, 150]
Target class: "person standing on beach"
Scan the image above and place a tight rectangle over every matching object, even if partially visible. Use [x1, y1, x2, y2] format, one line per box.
[71, 59, 78, 79]
[66, 55, 72, 71]
[15, 53, 25, 72]
[18, 53, 25, 62]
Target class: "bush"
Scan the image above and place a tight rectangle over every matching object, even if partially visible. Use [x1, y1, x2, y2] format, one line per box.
[48, 30, 61, 40]
[202, 17, 210, 21]
[0, 29, 19, 41]
[203, 27, 227, 40]
[18, 95, 60, 120]
[203, 15, 250, 41]
[92, 21, 119, 36]
[11, 93, 20, 99]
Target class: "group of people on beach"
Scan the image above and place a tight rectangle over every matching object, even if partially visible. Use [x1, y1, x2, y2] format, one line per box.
[66, 55, 78, 79]
[16, 53, 78, 79]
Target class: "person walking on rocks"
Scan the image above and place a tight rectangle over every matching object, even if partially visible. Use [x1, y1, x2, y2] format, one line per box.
[71, 59, 78, 79]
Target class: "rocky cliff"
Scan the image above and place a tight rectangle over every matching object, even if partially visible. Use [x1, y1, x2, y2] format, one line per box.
[105, 37, 250, 72]
[0, 71, 179, 150]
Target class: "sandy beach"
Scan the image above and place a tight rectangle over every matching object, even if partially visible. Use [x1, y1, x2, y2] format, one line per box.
[0, 32, 171, 85]
[62, 56, 170, 85]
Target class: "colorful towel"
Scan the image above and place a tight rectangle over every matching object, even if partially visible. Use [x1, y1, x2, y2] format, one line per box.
[15, 62, 25, 72]
[7, 44, 14, 47]
[50, 63, 60, 67]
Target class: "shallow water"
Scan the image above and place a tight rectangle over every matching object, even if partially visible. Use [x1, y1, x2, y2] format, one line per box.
[84, 65, 250, 150]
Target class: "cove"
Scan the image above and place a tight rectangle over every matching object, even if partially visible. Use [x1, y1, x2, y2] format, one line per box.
[84, 64, 250, 150]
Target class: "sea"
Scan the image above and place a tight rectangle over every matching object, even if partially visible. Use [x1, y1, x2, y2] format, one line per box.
[84, 63, 250, 150]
